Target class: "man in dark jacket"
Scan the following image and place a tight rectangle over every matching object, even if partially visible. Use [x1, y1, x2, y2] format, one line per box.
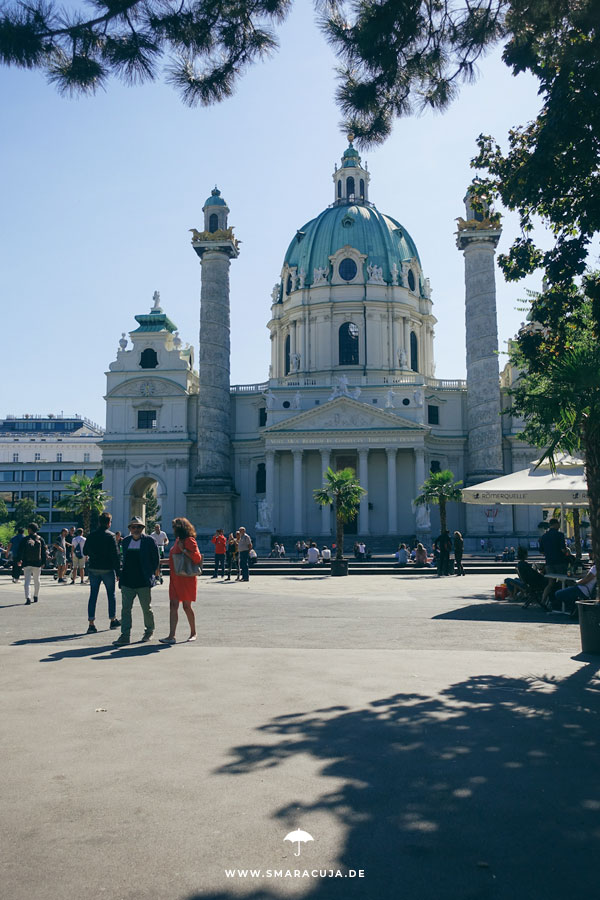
[9, 527, 25, 583]
[539, 519, 568, 573]
[18, 523, 47, 605]
[113, 517, 159, 646]
[84, 511, 121, 634]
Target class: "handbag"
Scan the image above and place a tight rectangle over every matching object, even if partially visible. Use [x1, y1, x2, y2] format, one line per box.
[173, 545, 202, 577]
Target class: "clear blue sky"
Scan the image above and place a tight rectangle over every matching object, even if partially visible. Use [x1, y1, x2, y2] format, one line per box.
[0, 3, 547, 427]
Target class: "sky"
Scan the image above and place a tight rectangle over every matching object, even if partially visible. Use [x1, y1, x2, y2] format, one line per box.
[0, 3, 549, 428]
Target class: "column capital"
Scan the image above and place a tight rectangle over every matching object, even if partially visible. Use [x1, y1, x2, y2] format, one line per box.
[292, 448, 303, 460]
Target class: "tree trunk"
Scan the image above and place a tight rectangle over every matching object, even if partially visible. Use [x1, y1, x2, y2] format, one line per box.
[572, 508, 581, 560]
[335, 499, 344, 559]
[439, 498, 447, 534]
[583, 418, 600, 564]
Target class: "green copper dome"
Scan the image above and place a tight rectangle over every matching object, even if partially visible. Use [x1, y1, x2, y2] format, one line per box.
[283, 203, 422, 288]
[203, 187, 227, 208]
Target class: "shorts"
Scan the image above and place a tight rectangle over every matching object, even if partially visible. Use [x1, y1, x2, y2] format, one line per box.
[73, 557, 86, 570]
[55, 552, 66, 567]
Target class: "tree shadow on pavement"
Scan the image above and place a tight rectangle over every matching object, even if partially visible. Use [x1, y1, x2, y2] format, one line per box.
[184, 660, 600, 900]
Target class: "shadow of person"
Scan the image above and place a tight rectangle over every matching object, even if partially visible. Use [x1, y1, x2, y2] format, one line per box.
[12, 633, 84, 645]
[40, 643, 170, 662]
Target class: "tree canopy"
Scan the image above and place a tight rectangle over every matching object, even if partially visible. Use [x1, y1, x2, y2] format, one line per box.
[55, 471, 110, 534]
[314, 466, 365, 559]
[414, 469, 462, 534]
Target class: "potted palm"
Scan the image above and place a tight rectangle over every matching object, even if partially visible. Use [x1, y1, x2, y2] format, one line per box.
[314, 467, 366, 576]
[414, 469, 463, 534]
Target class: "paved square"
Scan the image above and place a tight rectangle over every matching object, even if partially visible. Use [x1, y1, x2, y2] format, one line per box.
[1, 573, 598, 900]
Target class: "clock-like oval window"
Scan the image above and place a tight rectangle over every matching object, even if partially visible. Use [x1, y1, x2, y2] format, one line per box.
[339, 258, 358, 281]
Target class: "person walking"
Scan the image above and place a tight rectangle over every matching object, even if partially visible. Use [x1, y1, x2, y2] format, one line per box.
[434, 529, 453, 576]
[159, 517, 203, 644]
[70, 528, 87, 584]
[211, 528, 227, 578]
[113, 517, 159, 646]
[18, 523, 47, 605]
[9, 527, 25, 583]
[53, 529, 69, 583]
[453, 531, 465, 576]
[150, 523, 169, 584]
[84, 511, 121, 634]
[237, 526, 253, 582]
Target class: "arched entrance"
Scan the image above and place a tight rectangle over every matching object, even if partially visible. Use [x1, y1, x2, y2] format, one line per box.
[128, 475, 165, 527]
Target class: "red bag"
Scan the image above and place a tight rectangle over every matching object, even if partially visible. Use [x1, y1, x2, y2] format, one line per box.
[495, 584, 508, 600]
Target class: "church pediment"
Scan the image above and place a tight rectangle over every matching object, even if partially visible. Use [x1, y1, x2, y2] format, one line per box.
[265, 396, 428, 433]
[106, 377, 188, 398]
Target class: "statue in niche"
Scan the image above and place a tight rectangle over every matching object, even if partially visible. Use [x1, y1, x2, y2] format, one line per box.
[290, 270, 298, 292]
[367, 263, 385, 284]
[271, 284, 280, 304]
[398, 348, 409, 369]
[313, 266, 328, 286]
[385, 389, 395, 408]
[351, 386, 361, 400]
[412, 499, 431, 530]
[413, 389, 424, 407]
[401, 261, 411, 288]
[290, 352, 301, 373]
[292, 391, 302, 409]
[264, 390, 275, 410]
[391, 263, 399, 286]
[152, 290, 161, 310]
[298, 268, 306, 289]
[423, 277, 432, 299]
[256, 498, 272, 529]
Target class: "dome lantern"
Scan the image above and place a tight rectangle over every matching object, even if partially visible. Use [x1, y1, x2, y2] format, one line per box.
[333, 136, 370, 205]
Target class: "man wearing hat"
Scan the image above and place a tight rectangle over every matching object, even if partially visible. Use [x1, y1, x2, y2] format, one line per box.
[113, 517, 160, 646]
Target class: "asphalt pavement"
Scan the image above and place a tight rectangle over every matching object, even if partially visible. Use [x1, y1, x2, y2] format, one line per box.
[0, 572, 598, 900]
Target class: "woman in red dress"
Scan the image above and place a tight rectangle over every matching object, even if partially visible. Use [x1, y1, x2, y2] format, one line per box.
[159, 517, 202, 644]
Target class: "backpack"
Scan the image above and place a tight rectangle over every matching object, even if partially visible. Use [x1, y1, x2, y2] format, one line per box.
[23, 536, 43, 566]
[74, 542, 83, 559]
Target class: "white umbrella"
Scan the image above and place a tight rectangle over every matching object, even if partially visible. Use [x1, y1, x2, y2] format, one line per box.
[461, 455, 588, 507]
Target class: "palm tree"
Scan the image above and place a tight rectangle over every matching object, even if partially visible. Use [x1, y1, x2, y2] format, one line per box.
[414, 470, 463, 534]
[56, 471, 111, 534]
[313, 467, 366, 560]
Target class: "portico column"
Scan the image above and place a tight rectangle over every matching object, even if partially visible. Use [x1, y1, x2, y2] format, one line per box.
[386, 448, 398, 534]
[265, 449, 275, 528]
[358, 448, 369, 535]
[320, 448, 331, 535]
[293, 449, 303, 535]
[403, 317, 411, 363]
[414, 447, 425, 495]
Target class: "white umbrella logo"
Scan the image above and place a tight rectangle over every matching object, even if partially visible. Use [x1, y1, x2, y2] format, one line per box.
[284, 829, 314, 857]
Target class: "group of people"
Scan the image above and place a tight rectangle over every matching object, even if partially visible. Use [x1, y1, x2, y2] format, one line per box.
[210, 527, 255, 582]
[503, 519, 596, 613]
[394, 532, 465, 576]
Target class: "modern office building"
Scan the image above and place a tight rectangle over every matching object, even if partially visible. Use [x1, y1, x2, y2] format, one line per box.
[0, 414, 103, 545]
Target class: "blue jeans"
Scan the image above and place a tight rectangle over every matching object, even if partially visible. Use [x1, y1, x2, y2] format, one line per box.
[88, 570, 117, 620]
[214, 553, 225, 577]
[554, 585, 584, 613]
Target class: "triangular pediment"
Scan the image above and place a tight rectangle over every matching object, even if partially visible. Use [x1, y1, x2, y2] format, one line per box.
[265, 396, 428, 433]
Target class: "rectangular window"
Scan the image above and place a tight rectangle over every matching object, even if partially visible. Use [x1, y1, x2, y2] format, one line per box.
[427, 405, 440, 425]
[0, 491, 18, 505]
[37, 491, 51, 508]
[37, 470, 51, 481]
[52, 491, 66, 506]
[51, 510, 74, 524]
[56, 452, 63, 462]
[84, 469, 98, 478]
[34, 452, 41, 461]
[20, 490, 35, 501]
[52, 470, 77, 482]
[12, 453, 18, 462]
[83, 452, 90, 462]
[22, 470, 36, 482]
[137, 410, 157, 429]
[258, 408, 267, 427]
[430, 460, 441, 473]
[0, 471, 17, 482]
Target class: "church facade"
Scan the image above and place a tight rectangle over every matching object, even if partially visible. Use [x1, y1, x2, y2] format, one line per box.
[101, 142, 538, 550]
